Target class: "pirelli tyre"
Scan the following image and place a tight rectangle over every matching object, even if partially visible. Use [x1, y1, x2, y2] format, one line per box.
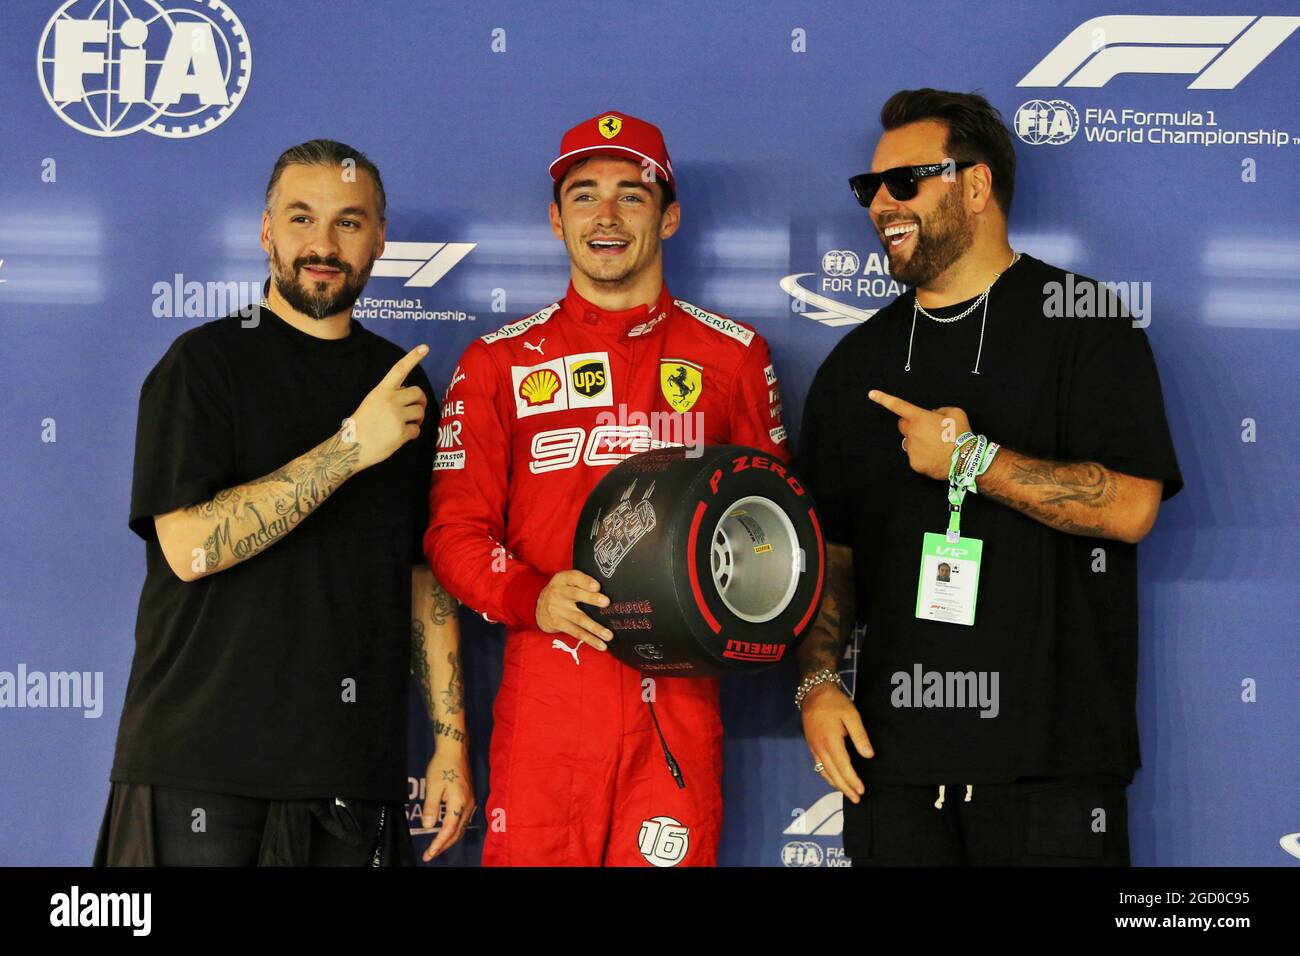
[573, 445, 826, 677]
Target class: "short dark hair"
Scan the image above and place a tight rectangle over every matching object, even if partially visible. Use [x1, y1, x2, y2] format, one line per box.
[265, 139, 387, 221]
[552, 156, 676, 212]
[880, 89, 1016, 216]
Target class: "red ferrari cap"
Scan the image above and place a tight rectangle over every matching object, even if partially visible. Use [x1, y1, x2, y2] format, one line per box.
[548, 111, 675, 192]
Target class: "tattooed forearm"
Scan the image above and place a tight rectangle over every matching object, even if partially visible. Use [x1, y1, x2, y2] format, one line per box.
[977, 447, 1156, 541]
[411, 618, 437, 720]
[412, 564, 469, 746]
[797, 543, 855, 678]
[186, 430, 362, 572]
[993, 457, 1118, 508]
[430, 578, 456, 627]
[441, 651, 463, 716]
[976, 489, 1110, 537]
[433, 719, 465, 744]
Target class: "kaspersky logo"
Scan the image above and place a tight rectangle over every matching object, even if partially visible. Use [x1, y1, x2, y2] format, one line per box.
[38, 0, 251, 138]
[372, 242, 475, 287]
[1019, 15, 1299, 89]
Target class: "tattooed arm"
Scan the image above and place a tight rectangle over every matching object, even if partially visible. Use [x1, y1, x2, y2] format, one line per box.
[796, 543, 856, 682]
[154, 345, 430, 582]
[866, 390, 1163, 546]
[410, 563, 467, 746]
[976, 447, 1163, 545]
[154, 429, 361, 582]
[411, 562, 474, 860]
[797, 543, 872, 803]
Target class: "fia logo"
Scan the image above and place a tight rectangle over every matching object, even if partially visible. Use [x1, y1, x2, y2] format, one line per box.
[1014, 100, 1080, 146]
[38, 0, 251, 138]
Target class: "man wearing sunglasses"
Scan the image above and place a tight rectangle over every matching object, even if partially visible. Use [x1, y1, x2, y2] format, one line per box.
[795, 89, 1182, 865]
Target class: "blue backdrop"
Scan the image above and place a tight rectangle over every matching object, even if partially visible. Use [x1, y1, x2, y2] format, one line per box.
[1, 0, 1296, 866]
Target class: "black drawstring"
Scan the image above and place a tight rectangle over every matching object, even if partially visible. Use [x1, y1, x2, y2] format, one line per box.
[646, 697, 686, 789]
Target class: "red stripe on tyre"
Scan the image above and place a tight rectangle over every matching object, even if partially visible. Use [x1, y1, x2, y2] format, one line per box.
[687, 500, 722, 634]
[794, 506, 826, 635]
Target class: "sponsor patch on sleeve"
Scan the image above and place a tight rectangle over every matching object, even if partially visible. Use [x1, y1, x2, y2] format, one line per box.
[674, 299, 755, 346]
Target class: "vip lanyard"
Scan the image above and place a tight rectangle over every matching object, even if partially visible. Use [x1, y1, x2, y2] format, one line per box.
[946, 432, 998, 542]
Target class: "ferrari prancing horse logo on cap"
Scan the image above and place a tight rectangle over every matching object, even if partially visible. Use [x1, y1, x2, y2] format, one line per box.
[660, 359, 702, 413]
[598, 115, 623, 139]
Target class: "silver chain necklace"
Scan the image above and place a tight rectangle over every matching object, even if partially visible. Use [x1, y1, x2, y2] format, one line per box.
[903, 251, 1020, 375]
[915, 252, 1020, 323]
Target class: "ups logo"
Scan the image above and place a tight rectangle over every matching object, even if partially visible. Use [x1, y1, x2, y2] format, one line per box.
[571, 360, 608, 398]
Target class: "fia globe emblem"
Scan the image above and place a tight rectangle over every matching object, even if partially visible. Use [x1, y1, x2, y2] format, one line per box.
[1014, 99, 1080, 146]
[821, 250, 860, 278]
[37, 0, 252, 138]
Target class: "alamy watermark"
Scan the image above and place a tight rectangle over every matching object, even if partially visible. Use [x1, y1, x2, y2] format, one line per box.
[0, 664, 103, 718]
[891, 663, 999, 718]
[152, 274, 262, 326]
[1042, 273, 1151, 328]
[592, 405, 706, 459]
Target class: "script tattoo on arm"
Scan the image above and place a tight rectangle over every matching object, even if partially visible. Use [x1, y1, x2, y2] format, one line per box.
[188, 431, 362, 570]
[433, 719, 466, 744]
[797, 543, 855, 679]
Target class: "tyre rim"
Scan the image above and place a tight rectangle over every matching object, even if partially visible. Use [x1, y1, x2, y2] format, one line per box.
[709, 496, 802, 623]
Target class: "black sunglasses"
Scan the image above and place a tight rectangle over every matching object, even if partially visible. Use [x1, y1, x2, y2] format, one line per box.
[848, 161, 976, 206]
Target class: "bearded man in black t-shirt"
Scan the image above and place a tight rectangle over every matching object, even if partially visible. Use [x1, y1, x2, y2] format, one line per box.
[95, 140, 473, 866]
[795, 90, 1182, 866]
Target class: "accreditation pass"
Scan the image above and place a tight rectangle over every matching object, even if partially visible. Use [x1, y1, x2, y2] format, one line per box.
[914, 532, 983, 626]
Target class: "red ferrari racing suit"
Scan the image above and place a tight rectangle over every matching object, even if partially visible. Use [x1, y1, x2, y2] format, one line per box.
[424, 282, 787, 866]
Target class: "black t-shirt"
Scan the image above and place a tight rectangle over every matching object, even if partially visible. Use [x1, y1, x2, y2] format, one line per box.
[798, 253, 1182, 785]
[111, 302, 438, 801]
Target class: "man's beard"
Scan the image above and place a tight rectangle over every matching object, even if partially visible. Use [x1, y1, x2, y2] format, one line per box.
[885, 184, 973, 288]
[269, 243, 374, 320]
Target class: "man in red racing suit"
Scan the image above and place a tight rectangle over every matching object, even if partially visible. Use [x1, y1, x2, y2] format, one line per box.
[424, 112, 788, 866]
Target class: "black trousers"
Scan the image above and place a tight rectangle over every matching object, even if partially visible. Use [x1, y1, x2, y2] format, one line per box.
[93, 783, 415, 867]
[846, 777, 1131, 866]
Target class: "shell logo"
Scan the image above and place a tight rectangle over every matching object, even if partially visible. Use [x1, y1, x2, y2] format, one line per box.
[519, 368, 562, 407]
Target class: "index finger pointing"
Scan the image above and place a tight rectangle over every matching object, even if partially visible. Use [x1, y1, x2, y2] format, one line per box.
[381, 345, 429, 389]
[868, 389, 925, 419]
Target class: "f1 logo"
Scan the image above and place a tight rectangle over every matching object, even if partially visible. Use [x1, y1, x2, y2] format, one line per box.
[372, 242, 475, 287]
[1019, 15, 1300, 89]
